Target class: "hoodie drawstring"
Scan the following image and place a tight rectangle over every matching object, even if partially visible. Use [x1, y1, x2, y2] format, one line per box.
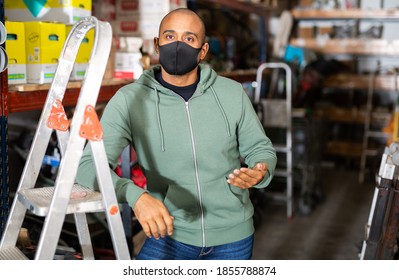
[155, 88, 166, 152]
[211, 86, 231, 137]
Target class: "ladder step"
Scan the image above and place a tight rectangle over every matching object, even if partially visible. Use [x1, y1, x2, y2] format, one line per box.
[266, 192, 290, 202]
[274, 169, 291, 177]
[274, 145, 291, 153]
[0, 247, 29, 260]
[364, 149, 380, 156]
[366, 131, 389, 138]
[18, 184, 104, 217]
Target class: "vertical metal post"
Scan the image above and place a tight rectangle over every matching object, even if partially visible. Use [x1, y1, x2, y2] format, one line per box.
[259, 15, 267, 63]
[0, 0, 9, 239]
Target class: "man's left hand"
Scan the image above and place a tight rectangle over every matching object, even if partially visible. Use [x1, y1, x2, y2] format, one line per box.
[227, 162, 268, 189]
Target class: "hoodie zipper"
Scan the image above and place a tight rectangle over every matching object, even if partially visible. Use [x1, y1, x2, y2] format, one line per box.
[185, 101, 206, 247]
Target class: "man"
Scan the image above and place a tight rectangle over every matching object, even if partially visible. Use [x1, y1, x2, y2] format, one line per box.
[76, 8, 277, 260]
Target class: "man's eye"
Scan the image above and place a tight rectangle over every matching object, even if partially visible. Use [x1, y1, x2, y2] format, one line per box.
[166, 34, 174, 40]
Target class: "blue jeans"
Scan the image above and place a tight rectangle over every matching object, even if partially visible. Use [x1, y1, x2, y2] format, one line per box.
[135, 234, 254, 260]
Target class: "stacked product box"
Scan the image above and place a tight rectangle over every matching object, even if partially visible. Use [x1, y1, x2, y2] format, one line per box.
[114, 36, 143, 80]
[112, 0, 186, 80]
[91, 0, 117, 80]
[24, 21, 66, 84]
[5, 0, 92, 84]
[112, 0, 170, 39]
[5, 21, 27, 85]
[92, 0, 116, 22]
[4, 0, 92, 25]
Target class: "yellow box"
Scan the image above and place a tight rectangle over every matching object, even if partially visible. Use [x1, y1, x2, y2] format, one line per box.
[24, 21, 66, 84]
[66, 25, 94, 80]
[5, 0, 92, 24]
[5, 21, 27, 84]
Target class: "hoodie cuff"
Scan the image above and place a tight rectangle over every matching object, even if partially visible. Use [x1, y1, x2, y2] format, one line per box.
[253, 169, 272, 189]
[125, 184, 148, 208]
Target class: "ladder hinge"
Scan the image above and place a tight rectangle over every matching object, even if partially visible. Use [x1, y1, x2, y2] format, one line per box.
[79, 105, 103, 141]
[47, 99, 70, 131]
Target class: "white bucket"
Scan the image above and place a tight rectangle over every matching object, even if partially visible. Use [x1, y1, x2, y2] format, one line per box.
[0, 21, 7, 72]
[0, 21, 6, 44]
[0, 46, 8, 72]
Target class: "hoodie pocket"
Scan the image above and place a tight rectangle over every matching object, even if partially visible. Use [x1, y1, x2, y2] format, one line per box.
[163, 183, 201, 228]
[201, 177, 254, 229]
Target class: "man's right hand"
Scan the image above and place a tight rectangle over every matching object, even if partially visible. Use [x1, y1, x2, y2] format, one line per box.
[133, 193, 174, 239]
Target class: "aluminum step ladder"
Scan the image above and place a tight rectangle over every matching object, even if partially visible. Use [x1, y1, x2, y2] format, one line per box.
[360, 142, 399, 259]
[254, 62, 293, 219]
[0, 16, 130, 260]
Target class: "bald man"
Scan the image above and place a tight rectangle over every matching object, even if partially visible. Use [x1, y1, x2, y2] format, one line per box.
[76, 8, 277, 260]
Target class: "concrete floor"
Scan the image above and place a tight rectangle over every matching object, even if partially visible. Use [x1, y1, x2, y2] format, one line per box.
[252, 165, 376, 260]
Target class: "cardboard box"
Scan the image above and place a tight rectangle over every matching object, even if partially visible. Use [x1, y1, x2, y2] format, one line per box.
[5, 21, 27, 84]
[115, 0, 170, 18]
[298, 21, 315, 39]
[115, 0, 187, 19]
[103, 37, 116, 81]
[66, 25, 94, 80]
[115, 36, 143, 52]
[111, 14, 163, 39]
[169, 0, 187, 10]
[24, 22, 66, 84]
[114, 52, 143, 80]
[92, 0, 116, 21]
[5, 0, 92, 24]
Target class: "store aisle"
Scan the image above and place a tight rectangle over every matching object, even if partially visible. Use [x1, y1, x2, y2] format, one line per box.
[252, 165, 376, 260]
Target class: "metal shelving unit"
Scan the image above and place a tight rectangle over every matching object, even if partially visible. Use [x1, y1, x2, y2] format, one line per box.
[290, 6, 399, 165]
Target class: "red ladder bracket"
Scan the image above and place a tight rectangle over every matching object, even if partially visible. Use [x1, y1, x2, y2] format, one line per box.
[47, 99, 69, 131]
[79, 105, 103, 141]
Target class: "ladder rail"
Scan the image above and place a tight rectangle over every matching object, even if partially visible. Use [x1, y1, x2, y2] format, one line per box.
[360, 142, 399, 260]
[91, 141, 130, 259]
[254, 62, 293, 219]
[34, 17, 113, 260]
[359, 150, 388, 259]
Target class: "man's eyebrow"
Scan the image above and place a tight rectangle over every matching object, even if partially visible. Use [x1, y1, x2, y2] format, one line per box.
[162, 29, 175, 34]
[162, 30, 199, 38]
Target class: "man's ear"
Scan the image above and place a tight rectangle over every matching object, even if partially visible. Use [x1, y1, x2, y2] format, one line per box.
[199, 42, 209, 60]
[154, 37, 159, 53]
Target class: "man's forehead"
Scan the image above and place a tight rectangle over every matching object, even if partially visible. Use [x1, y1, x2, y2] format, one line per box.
[159, 10, 205, 40]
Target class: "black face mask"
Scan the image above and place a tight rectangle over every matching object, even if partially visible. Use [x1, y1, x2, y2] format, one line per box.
[158, 41, 202, 75]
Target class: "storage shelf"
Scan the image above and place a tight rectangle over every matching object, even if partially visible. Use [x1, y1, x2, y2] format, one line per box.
[7, 79, 132, 113]
[196, 0, 277, 16]
[219, 69, 258, 83]
[325, 141, 363, 158]
[323, 74, 399, 91]
[291, 8, 399, 20]
[290, 38, 399, 56]
[315, 106, 391, 125]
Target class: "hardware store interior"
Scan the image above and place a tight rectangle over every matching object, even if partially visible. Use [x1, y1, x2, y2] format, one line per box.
[0, 0, 399, 260]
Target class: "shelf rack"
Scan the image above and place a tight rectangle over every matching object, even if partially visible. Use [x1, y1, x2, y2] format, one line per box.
[291, 8, 399, 20]
[7, 79, 131, 113]
[290, 7, 399, 163]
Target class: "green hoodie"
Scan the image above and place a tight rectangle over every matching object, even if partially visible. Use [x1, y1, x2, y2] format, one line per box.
[76, 64, 277, 247]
